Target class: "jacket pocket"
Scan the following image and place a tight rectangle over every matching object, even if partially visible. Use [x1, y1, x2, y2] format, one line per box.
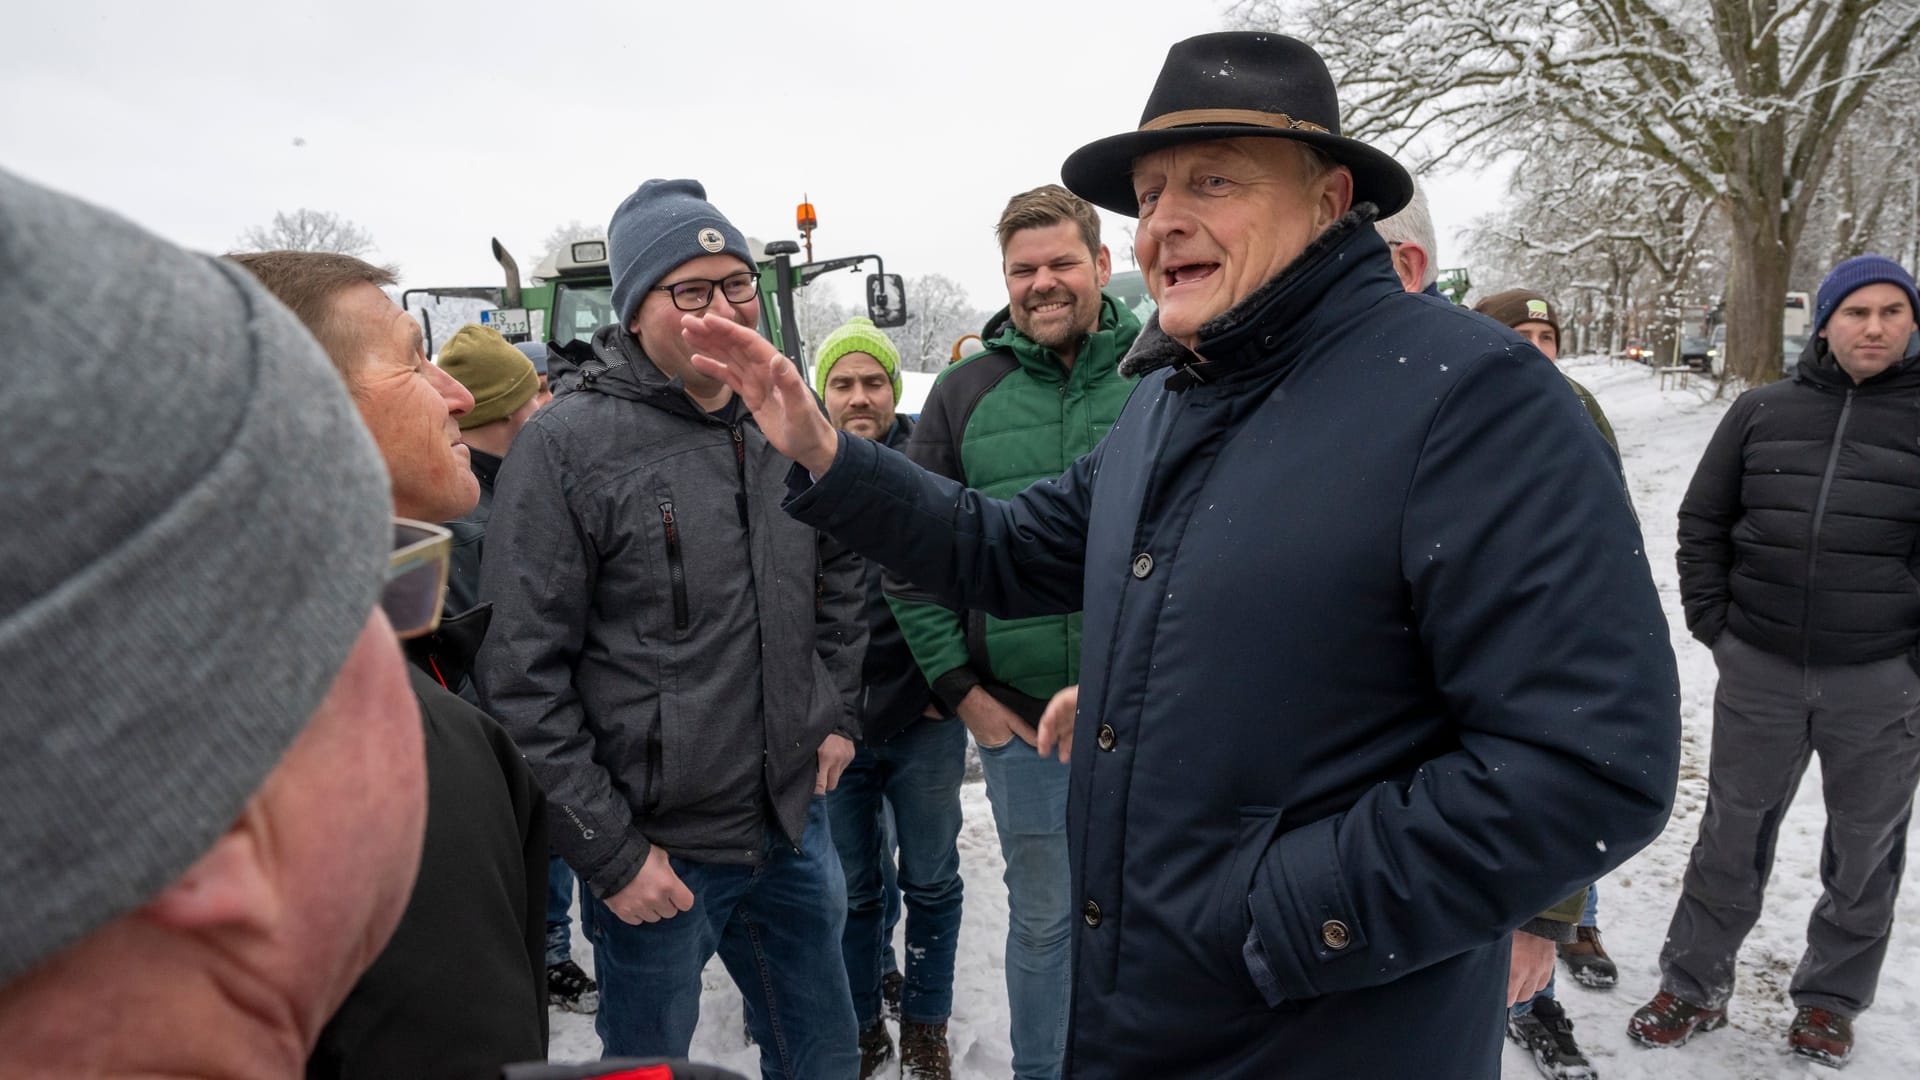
[1211, 807, 1286, 972]
[658, 501, 689, 631]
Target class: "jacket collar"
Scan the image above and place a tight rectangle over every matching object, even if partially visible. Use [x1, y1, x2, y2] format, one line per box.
[980, 292, 1142, 381]
[1120, 204, 1392, 389]
[465, 446, 502, 491]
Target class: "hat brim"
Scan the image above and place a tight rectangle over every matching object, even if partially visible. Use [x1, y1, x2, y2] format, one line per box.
[1062, 125, 1413, 219]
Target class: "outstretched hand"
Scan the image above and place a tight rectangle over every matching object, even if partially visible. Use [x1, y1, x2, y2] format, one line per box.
[683, 314, 839, 476]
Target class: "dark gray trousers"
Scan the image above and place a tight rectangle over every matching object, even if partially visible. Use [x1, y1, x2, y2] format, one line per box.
[1659, 633, 1920, 1016]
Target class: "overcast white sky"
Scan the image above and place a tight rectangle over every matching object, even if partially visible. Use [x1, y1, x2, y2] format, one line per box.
[2, 0, 1502, 312]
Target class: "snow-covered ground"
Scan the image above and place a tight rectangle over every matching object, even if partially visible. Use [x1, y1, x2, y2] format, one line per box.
[550, 355, 1920, 1077]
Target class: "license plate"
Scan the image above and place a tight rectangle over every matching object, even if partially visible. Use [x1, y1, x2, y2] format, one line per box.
[483, 308, 531, 338]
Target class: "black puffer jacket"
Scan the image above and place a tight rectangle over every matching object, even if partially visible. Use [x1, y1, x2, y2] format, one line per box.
[1677, 332, 1920, 666]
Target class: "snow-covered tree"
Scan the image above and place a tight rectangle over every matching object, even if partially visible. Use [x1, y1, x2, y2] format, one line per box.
[541, 220, 605, 265]
[881, 273, 989, 372]
[235, 208, 375, 257]
[1230, 0, 1920, 382]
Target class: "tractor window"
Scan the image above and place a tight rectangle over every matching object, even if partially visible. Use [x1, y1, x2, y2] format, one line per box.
[553, 284, 616, 345]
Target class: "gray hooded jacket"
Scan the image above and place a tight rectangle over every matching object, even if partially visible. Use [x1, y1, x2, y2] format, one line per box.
[475, 325, 866, 897]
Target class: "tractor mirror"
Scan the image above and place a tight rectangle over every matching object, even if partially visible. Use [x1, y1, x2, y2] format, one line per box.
[867, 273, 906, 328]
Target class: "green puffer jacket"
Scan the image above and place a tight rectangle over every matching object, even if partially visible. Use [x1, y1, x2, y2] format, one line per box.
[886, 293, 1140, 717]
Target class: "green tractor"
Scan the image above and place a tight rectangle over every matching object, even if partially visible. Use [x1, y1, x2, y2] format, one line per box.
[403, 235, 905, 383]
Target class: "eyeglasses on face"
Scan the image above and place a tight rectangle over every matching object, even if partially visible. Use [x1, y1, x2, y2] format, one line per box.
[383, 518, 452, 640]
[654, 270, 761, 312]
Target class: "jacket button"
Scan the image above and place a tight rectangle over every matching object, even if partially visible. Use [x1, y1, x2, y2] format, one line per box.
[1131, 553, 1154, 579]
[1096, 724, 1117, 751]
[1321, 920, 1351, 950]
[1083, 899, 1103, 928]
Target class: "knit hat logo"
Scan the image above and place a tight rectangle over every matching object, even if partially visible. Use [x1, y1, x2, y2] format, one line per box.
[698, 228, 725, 253]
[1526, 299, 1551, 321]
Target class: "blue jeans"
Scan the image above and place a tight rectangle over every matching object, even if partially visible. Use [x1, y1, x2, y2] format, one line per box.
[546, 855, 580, 966]
[978, 735, 1072, 1080]
[582, 799, 858, 1079]
[826, 717, 966, 1027]
[1513, 882, 1602, 1017]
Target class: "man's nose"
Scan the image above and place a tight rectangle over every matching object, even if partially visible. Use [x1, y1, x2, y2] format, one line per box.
[428, 359, 474, 418]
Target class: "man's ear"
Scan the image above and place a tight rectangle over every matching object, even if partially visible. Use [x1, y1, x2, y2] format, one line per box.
[1317, 167, 1355, 230]
[1095, 244, 1112, 288]
[141, 808, 278, 932]
[1396, 242, 1431, 294]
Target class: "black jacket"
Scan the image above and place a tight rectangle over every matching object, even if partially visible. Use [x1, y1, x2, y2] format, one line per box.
[445, 447, 502, 617]
[311, 660, 548, 1079]
[785, 209, 1679, 1078]
[856, 416, 939, 743]
[1677, 332, 1920, 665]
[476, 325, 866, 895]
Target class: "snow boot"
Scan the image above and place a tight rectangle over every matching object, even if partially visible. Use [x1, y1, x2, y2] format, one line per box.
[899, 1020, 952, 1080]
[858, 1021, 897, 1080]
[1506, 996, 1598, 1079]
[881, 970, 905, 1023]
[1788, 1006, 1853, 1069]
[1626, 989, 1727, 1048]
[546, 959, 599, 1014]
[1558, 926, 1617, 989]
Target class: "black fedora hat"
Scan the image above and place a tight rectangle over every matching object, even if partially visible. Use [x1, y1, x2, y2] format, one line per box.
[1061, 32, 1412, 219]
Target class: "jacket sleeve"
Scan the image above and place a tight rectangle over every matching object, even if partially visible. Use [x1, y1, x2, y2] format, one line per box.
[474, 421, 652, 899]
[1242, 349, 1679, 1005]
[816, 528, 868, 742]
[785, 430, 1091, 623]
[884, 371, 984, 710]
[1676, 397, 1752, 647]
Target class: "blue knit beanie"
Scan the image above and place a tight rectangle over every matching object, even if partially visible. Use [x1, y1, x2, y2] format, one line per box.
[608, 179, 754, 326]
[1815, 255, 1919, 331]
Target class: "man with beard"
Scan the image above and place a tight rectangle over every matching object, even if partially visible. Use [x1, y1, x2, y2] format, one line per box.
[884, 184, 1138, 1080]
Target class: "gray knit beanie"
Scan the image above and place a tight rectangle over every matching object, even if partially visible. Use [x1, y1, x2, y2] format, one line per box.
[0, 169, 393, 986]
[608, 178, 754, 326]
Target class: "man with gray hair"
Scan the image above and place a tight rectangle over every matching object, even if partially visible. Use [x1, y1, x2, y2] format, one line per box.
[1372, 181, 1443, 296]
[0, 169, 429, 1076]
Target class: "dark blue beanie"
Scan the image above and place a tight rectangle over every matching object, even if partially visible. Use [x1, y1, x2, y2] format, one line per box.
[1815, 255, 1919, 331]
[608, 179, 755, 327]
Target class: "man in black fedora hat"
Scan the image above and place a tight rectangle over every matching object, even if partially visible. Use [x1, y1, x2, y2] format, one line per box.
[678, 31, 1680, 1079]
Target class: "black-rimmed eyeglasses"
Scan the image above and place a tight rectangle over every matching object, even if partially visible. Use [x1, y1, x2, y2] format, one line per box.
[654, 270, 761, 312]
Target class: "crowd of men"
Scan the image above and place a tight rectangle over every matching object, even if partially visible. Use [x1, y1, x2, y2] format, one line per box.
[3, 27, 1917, 1080]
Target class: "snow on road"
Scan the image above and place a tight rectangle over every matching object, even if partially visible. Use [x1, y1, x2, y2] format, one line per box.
[552, 356, 1920, 1078]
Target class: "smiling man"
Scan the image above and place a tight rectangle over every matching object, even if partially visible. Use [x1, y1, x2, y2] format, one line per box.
[884, 184, 1137, 1080]
[475, 178, 866, 1077]
[1633, 255, 1920, 1068]
[679, 32, 1679, 1079]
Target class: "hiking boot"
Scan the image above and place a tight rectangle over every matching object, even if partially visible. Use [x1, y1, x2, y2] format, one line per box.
[881, 970, 905, 1023]
[858, 1022, 896, 1080]
[1558, 926, 1618, 989]
[1626, 989, 1727, 1047]
[546, 959, 598, 1014]
[1788, 1006, 1854, 1068]
[1506, 996, 1598, 1079]
[899, 1020, 952, 1080]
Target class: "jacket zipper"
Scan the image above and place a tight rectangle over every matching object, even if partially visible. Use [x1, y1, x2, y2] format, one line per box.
[1801, 388, 1854, 667]
[659, 501, 689, 630]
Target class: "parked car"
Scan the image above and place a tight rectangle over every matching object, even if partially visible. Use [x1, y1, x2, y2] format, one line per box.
[1782, 334, 1810, 379]
[1680, 335, 1711, 369]
[1706, 325, 1728, 376]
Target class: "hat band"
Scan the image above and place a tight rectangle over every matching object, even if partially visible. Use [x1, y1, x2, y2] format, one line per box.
[1140, 108, 1331, 135]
